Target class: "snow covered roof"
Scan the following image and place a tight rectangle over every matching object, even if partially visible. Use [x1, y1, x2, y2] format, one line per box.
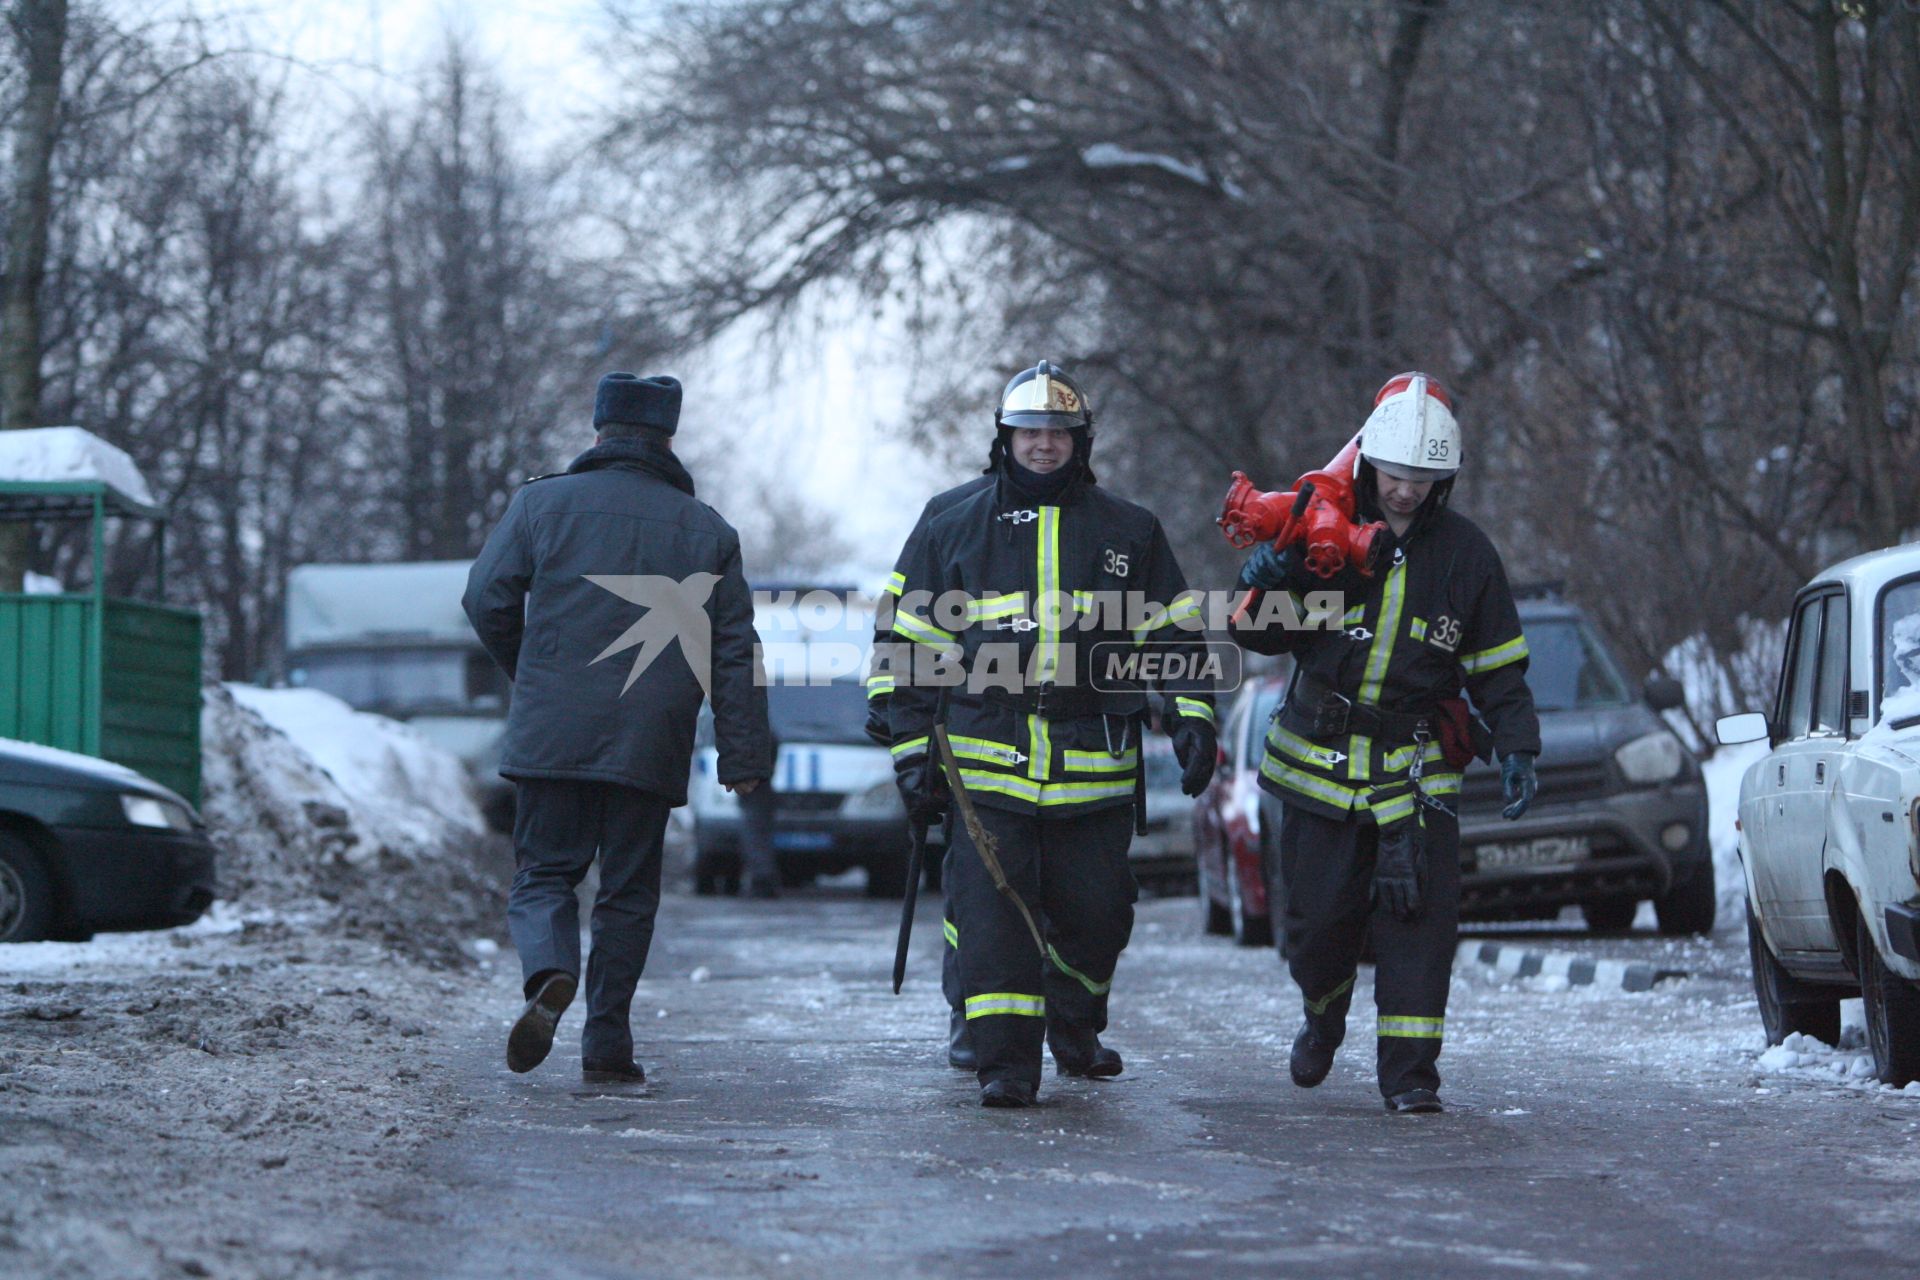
[285, 561, 479, 651]
[0, 426, 159, 516]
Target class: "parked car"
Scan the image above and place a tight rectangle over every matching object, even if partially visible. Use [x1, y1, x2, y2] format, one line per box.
[0, 738, 216, 942]
[1194, 592, 1711, 942]
[1720, 542, 1920, 1083]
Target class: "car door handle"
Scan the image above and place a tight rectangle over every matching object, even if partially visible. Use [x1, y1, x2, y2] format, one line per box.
[1777, 763, 1787, 786]
[1815, 760, 1825, 785]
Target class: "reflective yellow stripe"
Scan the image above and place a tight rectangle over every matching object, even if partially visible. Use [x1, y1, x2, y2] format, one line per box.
[964, 592, 1028, 622]
[889, 734, 929, 759]
[1304, 974, 1354, 1016]
[1368, 789, 1417, 826]
[1267, 720, 1345, 769]
[885, 571, 906, 596]
[1028, 714, 1052, 782]
[894, 611, 957, 650]
[943, 919, 959, 948]
[1047, 945, 1111, 996]
[955, 770, 1136, 807]
[1035, 507, 1061, 682]
[1461, 635, 1529, 675]
[1409, 616, 1428, 641]
[1259, 756, 1362, 809]
[1062, 748, 1138, 773]
[1349, 732, 1370, 783]
[1173, 697, 1214, 726]
[1131, 590, 1203, 643]
[966, 992, 1045, 1019]
[1378, 1015, 1445, 1039]
[1423, 770, 1462, 797]
[1358, 561, 1406, 706]
[865, 673, 896, 699]
[1383, 741, 1447, 772]
[1342, 604, 1366, 627]
[948, 734, 1026, 766]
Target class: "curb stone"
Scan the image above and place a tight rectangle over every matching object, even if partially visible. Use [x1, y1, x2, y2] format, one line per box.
[1455, 940, 1685, 993]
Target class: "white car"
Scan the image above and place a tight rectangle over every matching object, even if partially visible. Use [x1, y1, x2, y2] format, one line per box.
[1720, 543, 1920, 1083]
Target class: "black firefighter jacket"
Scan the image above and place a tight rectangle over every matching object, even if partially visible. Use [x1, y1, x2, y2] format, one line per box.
[463, 438, 772, 804]
[884, 471, 1217, 818]
[1232, 506, 1540, 828]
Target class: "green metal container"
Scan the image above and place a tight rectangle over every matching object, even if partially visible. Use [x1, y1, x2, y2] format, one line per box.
[0, 479, 203, 804]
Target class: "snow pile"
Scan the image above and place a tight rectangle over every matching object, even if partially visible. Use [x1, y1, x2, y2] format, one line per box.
[199, 684, 502, 961]
[227, 685, 485, 855]
[1755, 1031, 1878, 1081]
[0, 425, 156, 506]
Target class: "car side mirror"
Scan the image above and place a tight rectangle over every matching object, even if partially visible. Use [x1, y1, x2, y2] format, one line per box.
[1644, 674, 1686, 713]
[1715, 712, 1770, 745]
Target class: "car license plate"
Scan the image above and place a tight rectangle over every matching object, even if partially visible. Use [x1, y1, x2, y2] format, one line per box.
[772, 831, 834, 851]
[1470, 834, 1591, 871]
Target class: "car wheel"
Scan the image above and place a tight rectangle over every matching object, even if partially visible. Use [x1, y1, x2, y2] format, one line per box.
[692, 842, 726, 896]
[1227, 855, 1273, 948]
[0, 833, 56, 943]
[1655, 861, 1717, 935]
[1197, 846, 1231, 936]
[865, 850, 909, 899]
[1858, 911, 1920, 1085]
[1747, 902, 1840, 1047]
[1580, 898, 1638, 932]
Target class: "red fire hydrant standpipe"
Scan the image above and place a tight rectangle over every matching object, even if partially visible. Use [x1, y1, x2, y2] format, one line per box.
[1218, 432, 1387, 579]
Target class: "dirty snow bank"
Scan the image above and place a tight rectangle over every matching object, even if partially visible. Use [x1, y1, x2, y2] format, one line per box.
[200, 684, 504, 963]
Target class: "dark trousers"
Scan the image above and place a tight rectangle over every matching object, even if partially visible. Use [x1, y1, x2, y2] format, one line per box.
[508, 778, 671, 1064]
[738, 783, 779, 884]
[1267, 794, 1460, 1098]
[950, 803, 1137, 1089]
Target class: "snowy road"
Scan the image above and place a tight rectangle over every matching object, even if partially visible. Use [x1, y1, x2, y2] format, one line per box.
[335, 889, 1920, 1279]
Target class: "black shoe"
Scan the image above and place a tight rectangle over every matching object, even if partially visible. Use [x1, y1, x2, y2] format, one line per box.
[506, 972, 577, 1074]
[980, 1079, 1036, 1108]
[1385, 1088, 1443, 1114]
[1289, 1021, 1339, 1089]
[1048, 1023, 1123, 1078]
[948, 1009, 978, 1071]
[582, 1058, 647, 1085]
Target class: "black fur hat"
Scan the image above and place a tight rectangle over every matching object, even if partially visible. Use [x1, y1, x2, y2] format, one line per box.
[594, 372, 682, 434]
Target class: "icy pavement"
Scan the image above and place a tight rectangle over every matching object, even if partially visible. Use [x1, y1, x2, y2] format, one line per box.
[335, 890, 1920, 1279]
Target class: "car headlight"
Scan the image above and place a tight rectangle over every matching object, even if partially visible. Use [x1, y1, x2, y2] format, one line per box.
[844, 780, 905, 817]
[1614, 731, 1684, 785]
[120, 793, 190, 830]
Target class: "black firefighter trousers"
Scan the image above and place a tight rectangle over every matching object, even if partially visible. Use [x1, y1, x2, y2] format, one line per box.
[1268, 794, 1461, 1099]
[949, 802, 1137, 1090]
[507, 778, 671, 1065]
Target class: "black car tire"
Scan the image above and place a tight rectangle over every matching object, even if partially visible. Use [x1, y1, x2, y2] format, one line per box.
[1227, 854, 1273, 948]
[1747, 902, 1840, 1047]
[865, 850, 909, 899]
[692, 841, 736, 896]
[1858, 912, 1920, 1085]
[1581, 898, 1638, 932]
[1197, 846, 1232, 936]
[0, 833, 57, 944]
[1654, 861, 1717, 936]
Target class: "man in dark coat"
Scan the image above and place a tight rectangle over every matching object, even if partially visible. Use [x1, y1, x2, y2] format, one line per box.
[464, 372, 772, 1084]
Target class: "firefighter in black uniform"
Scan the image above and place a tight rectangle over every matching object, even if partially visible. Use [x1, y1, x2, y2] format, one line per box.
[885, 360, 1217, 1108]
[1231, 372, 1539, 1114]
[866, 478, 991, 1069]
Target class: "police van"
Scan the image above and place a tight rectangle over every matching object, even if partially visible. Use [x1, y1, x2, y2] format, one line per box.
[687, 582, 911, 896]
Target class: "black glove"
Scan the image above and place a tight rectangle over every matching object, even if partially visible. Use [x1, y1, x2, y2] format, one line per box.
[1500, 751, 1537, 820]
[1169, 721, 1217, 796]
[1240, 542, 1293, 591]
[1374, 819, 1426, 921]
[894, 755, 947, 823]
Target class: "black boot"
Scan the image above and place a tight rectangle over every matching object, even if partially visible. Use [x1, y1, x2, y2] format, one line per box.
[506, 971, 576, 1074]
[948, 1009, 978, 1071]
[1289, 1019, 1341, 1089]
[1385, 1088, 1443, 1114]
[980, 1078, 1036, 1108]
[582, 1058, 647, 1085]
[1048, 1022, 1123, 1078]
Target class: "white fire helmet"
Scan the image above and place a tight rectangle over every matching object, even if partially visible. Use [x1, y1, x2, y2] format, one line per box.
[996, 359, 1094, 431]
[1359, 371, 1460, 481]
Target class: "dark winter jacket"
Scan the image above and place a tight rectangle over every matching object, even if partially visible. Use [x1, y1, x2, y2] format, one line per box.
[1231, 506, 1540, 826]
[463, 438, 772, 804]
[885, 469, 1216, 818]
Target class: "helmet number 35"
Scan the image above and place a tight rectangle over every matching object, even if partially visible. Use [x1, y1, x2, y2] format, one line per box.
[1426, 437, 1451, 461]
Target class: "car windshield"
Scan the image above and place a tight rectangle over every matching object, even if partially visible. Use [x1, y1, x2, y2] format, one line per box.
[1521, 618, 1631, 711]
[1878, 578, 1920, 721]
[766, 680, 873, 746]
[288, 647, 507, 715]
